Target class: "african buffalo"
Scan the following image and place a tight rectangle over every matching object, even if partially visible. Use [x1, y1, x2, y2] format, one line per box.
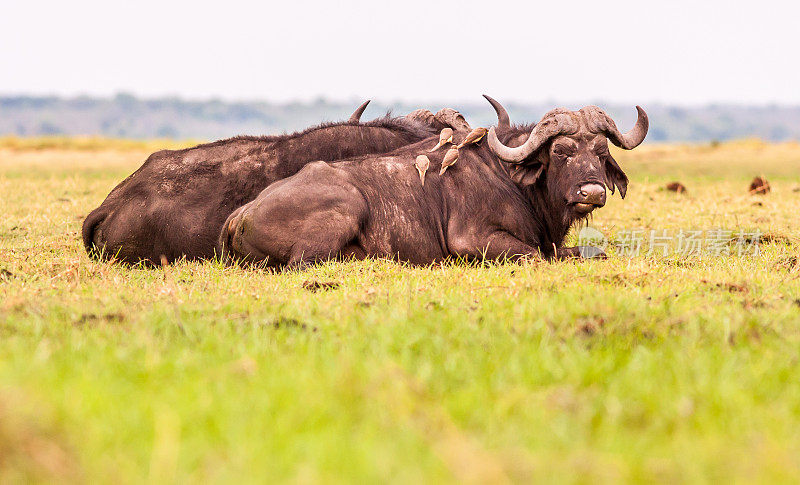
[82, 103, 468, 264]
[219, 97, 648, 267]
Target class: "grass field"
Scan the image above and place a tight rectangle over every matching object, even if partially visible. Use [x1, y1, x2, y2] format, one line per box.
[1, 137, 799, 483]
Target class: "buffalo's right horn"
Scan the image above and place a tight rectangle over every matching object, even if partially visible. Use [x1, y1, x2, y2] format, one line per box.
[602, 106, 649, 149]
[482, 94, 510, 129]
[348, 100, 371, 122]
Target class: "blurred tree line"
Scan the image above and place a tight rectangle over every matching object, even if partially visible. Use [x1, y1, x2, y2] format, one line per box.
[1, 93, 798, 142]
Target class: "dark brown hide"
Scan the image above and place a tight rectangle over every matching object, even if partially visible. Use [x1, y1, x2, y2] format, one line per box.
[83, 114, 439, 264]
[219, 102, 649, 268]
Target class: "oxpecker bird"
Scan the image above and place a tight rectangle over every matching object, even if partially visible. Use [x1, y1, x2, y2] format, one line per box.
[415, 155, 430, 185]
[439, 147, 459, 175]
[457, 127, 488, 148]
[429, 128, 454, 152]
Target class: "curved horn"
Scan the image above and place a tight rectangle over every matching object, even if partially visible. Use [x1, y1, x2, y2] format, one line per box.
[348, 100, 371, 123]
[487, 110, 578, 163]
[604, 106, 648, 149]
[482, 94, 510, 129]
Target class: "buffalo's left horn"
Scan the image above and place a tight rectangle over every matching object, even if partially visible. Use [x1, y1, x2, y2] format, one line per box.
[603, 106, 649, 149]
[482, 94, 510, 129]
[487, 110, 576, 163]
[487, 126, 541, 163]
[348, 100, 371, 122]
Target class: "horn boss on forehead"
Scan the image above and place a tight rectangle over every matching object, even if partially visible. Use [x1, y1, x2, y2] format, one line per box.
[487, 106, 649, 163]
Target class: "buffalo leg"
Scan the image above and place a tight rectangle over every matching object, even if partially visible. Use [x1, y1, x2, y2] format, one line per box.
[451, 231, 543, 263]
[483, 232, 544, 262]
[220, 163, 367, 268]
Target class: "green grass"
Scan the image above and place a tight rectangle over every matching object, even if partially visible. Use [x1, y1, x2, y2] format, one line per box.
[1, 140, 799, 483]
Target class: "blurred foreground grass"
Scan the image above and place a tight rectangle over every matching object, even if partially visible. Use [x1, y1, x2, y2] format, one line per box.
[0, 138, 799, 483]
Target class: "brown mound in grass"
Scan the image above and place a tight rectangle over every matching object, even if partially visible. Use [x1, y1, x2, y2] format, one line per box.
[749, 176, 770, 195]
[666, 182, 687, 193]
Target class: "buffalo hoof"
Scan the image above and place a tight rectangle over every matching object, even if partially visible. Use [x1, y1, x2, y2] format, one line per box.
[555, 246, 607, 260]
[577, 246, 607, 259]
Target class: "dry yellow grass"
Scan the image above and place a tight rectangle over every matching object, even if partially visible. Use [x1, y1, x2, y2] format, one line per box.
[0, 136, 201, 152]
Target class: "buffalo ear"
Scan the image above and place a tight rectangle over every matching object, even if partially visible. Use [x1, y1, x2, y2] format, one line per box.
[509, 147, 548, 186]
[510, 162, 545, 186]
[605, 154, 628, 199]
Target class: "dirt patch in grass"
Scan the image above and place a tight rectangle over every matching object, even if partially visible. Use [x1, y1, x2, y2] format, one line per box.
[73, 312, 126, 327]
[0, 268, 16, 282]
[700, 280, 749, 294]
[302, 280, 341, 292]
[270, 317, 317, 332]
[760, 232, 793, 245]
[577, 316, 606, 336]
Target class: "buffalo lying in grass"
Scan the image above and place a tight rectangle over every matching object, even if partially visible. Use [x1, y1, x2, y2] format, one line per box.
[220, 97, 648, 267]
[83, 103, 466, 264]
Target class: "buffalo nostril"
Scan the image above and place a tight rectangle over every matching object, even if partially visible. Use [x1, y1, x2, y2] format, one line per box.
[578, 183, 606, 206]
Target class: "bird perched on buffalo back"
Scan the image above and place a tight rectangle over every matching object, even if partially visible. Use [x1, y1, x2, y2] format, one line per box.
[457, 127, 488, 148]
[415, 155, 430, 185]
[429, 128, 454, 152]
[439, 147, 459, 175]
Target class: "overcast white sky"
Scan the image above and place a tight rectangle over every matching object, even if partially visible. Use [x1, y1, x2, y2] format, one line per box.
[1, 0, 798, 105]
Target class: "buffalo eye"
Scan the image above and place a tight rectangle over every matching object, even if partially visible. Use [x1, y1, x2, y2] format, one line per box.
[552, 143, 576, 160]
